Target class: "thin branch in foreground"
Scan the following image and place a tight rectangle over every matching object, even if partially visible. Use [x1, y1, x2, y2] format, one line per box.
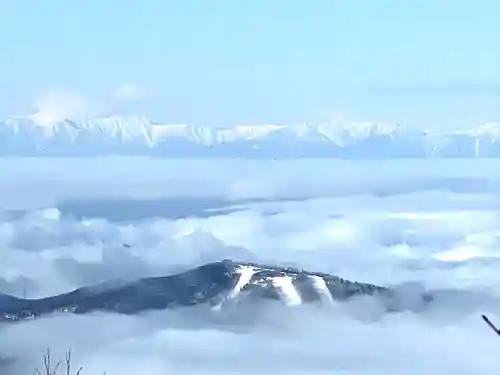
[482, 314, 500, 336]
[32, 348, 100, 375]
[65, 349, 83, 375]
[33, 348, 60, 375]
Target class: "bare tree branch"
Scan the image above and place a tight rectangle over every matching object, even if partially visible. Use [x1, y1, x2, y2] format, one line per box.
[482, 314, 500, 336]
[32, 348, 100, 375]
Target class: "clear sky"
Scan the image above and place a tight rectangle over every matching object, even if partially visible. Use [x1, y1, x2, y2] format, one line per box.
[1, 0, 499, 129]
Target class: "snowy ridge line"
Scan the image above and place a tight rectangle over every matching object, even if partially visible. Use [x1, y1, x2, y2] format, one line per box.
[1, 114, 500, 157]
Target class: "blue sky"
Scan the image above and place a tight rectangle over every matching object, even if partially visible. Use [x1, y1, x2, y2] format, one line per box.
[1, 0, 499, 129]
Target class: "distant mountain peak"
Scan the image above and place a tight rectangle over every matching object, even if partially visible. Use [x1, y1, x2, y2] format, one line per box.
[0, 259, 433, 322]
[0, 114, 499, 158]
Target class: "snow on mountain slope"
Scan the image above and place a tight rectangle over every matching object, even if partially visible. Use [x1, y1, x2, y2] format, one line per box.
[1, 259, 433, 322]
[0, 114, 499, 158]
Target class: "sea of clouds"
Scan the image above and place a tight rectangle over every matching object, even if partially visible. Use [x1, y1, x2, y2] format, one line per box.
[2, 157, 500, 374]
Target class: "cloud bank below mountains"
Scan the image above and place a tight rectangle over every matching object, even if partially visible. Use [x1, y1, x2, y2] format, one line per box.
[1, 158, 500, 374]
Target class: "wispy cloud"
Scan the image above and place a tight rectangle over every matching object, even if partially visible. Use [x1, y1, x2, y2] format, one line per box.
[371, 82, 500, 96]
[27, 84, 156, 122]
[111, 83, 156, 101]
[30, 90, 102, 123]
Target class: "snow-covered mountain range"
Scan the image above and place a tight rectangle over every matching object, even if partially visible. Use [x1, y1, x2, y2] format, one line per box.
[1, 114, 500, 158]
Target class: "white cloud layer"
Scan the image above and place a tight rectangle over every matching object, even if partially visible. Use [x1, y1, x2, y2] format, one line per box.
[1, 158, 500, 374]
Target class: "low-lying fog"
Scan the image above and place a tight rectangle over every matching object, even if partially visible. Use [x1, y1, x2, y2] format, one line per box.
[2, 158, 500, 374]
